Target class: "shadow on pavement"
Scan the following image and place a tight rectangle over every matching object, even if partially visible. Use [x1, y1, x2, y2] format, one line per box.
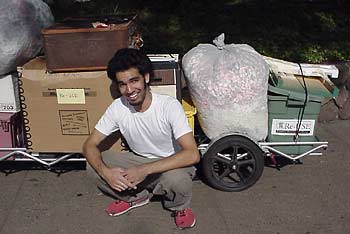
[0, 161, 86, 176]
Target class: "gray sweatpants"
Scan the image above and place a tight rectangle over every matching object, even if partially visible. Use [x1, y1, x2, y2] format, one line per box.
[86, 151, 196, 211]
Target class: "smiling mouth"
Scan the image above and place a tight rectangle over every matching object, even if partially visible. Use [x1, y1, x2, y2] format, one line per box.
[128, 93, 138, 101]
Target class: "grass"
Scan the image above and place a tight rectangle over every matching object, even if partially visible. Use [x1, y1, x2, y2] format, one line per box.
[50, 0, 350, 63]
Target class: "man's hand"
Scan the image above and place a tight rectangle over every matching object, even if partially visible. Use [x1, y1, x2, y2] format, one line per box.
[102, 167, 136, 192]
[124, 165, 148, 188]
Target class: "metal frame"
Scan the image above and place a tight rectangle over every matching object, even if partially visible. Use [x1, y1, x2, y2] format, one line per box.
[198, 139, 328, 161]
[1, 139, 328, 167]
[259, 141, 328, 160]
[0, 148, 85, 167]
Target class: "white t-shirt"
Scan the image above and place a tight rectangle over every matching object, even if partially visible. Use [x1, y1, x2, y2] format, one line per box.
[95, 92, 192, 159]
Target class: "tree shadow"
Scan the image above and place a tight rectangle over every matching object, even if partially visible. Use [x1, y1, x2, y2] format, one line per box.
[0, 160, 86, 176]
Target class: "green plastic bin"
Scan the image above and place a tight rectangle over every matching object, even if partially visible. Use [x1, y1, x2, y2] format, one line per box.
[267, 73, 331, 154]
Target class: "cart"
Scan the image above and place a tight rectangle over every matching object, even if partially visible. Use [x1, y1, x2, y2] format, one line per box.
[183, 62, 334, 192]
[183, 97, 329, 192]
[0, 110, 329, 191]
[0, 62, 332, 192]
[195, 131, 328, 192]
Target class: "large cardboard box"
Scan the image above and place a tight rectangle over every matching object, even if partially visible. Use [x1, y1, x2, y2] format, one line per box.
[18, 57, 123, 153]
[0, 73, 20, 112]
[18, 56, 183, 153]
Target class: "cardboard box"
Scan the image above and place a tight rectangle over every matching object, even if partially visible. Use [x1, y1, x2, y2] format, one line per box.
[0, 112, 18, 159]
[150, 85, 177, 98]
[18, 56, 183, 153]
[18, 57, 123, 153]
[0, 73, 20, 112]
[149, 54, 182, 101]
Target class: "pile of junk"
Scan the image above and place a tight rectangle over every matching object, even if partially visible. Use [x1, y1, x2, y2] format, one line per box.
[1, 0, 348, 191]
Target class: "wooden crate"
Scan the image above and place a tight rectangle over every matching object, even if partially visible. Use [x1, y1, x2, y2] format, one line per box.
[42, 15, 140, 72]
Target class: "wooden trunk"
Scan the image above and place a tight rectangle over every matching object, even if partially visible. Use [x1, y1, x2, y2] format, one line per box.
[41, 15, 140, 72]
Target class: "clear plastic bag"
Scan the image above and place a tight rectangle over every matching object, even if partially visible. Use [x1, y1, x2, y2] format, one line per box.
[182, 34, 269, 141]
[0, 0, 54, 75]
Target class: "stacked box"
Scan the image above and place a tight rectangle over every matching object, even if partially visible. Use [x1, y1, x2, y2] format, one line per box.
[149, 54, 182, 101]
[42, 15, 139, 72]
[0, 74, 20, 113]
[0, 113, 18, 159]
[18, 56, 182, 153]
[0, 74, 22, 160]
[19, 57, 123, 153]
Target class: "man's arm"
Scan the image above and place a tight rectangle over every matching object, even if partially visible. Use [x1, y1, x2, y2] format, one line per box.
[124, 132, 200, 186]
[83, 129, 135, 191]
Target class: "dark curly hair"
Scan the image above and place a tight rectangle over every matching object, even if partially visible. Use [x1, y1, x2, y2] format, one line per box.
[107, 48, 153, 84]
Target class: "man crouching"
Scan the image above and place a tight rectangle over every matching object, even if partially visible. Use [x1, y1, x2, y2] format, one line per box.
[83, 48, 200, 229]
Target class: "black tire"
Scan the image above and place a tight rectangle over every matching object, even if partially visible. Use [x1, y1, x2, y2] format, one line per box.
[202, 135, 264, 192]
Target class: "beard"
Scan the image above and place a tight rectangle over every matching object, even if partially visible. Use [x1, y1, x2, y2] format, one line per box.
[128, 81, 149, 107]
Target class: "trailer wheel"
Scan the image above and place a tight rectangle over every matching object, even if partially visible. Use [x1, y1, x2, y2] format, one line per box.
[202, 135, 264, 192]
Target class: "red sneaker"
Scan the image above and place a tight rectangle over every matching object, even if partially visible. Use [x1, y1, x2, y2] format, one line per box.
[105, 197, 149, 217]
[174, 208, 196, 229]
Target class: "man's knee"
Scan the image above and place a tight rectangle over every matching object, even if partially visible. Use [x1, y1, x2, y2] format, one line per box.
[160, 169, 193, 194]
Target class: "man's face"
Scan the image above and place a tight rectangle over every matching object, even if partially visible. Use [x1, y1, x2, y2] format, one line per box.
[115, 67, 150, 107]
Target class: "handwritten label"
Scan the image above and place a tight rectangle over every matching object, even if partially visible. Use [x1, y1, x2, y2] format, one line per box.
[56, 89, 85, 104]
[59, 110, 89, 135]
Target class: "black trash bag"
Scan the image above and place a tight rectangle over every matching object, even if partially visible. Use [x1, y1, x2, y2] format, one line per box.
[0, 0, 54, 75]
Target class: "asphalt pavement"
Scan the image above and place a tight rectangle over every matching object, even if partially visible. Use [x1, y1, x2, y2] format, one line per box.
[0, 120, 350, 234]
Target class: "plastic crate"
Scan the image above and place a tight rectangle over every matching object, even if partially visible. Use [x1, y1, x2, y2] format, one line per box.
[182, 96, 197, 134]
[267, 73, 329, 154]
